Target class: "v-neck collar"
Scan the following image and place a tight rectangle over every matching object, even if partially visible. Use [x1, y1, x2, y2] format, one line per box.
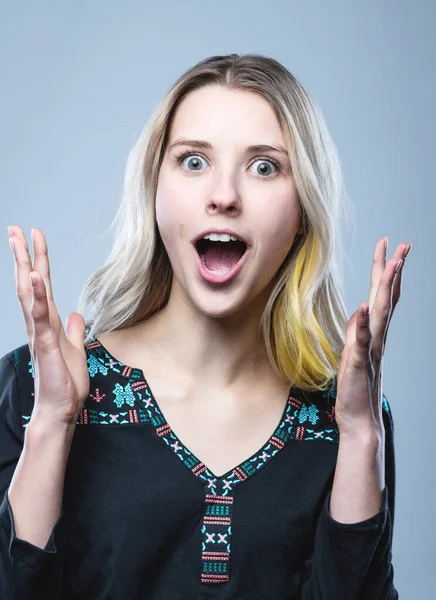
[84, 328, 305, 491]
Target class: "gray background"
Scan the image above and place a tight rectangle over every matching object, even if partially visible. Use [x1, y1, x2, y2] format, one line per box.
[0, 1, 434, 595]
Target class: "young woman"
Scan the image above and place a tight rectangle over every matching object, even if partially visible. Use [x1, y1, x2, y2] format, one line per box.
[0, 53, 407, 599]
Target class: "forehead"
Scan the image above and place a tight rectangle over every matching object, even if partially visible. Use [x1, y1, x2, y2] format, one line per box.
[167, 85, 285, 149]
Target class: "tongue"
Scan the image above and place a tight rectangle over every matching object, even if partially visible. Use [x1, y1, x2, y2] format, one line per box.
[203, 241, 245, 273]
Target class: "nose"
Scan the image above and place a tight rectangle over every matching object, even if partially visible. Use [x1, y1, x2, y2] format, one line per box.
[205, 179, 242, 216]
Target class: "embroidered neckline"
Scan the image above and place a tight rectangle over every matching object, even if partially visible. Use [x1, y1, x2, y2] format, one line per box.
[84, 328, 304, 485]
[82, 330, 318, 586]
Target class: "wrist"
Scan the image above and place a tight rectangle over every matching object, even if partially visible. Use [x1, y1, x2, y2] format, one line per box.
[338, 415, 385, 442]
[339, 427, 383, 445]
[26, 412, 77, 444]
[337, 429, 385, 479]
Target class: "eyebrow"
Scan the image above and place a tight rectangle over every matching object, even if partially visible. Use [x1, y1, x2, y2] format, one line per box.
[168, 138, 289, 156]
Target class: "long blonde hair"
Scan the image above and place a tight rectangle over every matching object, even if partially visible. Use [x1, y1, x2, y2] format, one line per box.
[77, 53, 355, 392]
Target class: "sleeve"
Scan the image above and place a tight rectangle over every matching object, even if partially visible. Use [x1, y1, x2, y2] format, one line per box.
[0, 351, 64, 600]
[299, 394, 398, 600]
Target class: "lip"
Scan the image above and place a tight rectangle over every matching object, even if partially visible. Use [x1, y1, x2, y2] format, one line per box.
[192, 242, 250, 284]
[192, 228, 251, 247]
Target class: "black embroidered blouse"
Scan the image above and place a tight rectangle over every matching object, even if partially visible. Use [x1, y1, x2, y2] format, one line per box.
[0, 329, 398, 599]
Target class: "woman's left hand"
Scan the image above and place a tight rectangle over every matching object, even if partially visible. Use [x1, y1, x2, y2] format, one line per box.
[335, 237, 411, 436]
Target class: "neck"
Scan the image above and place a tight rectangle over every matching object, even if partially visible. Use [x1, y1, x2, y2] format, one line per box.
[140, 282, 278, 391]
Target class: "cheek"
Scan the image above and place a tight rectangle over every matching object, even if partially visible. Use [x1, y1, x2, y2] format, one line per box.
[256, 193, 300, 250]
[156, 180, 180, 237]
[156, 169, 203, 233]
[155, 181, 173, 233]
[155, 185, 193, 264]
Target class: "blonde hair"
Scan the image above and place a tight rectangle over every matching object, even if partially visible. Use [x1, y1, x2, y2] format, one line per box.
[77, 53, 355, 392]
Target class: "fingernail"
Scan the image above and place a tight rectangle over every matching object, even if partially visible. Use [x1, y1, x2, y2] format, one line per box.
[404, 244, 412, 258]
[395, 259, 404, 274]
[31, 228, 35, 242]
[7, 226, 12, 238]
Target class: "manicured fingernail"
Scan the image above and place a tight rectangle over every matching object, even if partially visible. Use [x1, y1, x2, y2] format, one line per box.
[404, 244, 411, 258]
[7, 226, 12, 238]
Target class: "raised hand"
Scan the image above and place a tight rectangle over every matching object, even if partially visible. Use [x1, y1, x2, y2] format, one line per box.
[8, 225, 90, 427]
[335, 236, 411, 435]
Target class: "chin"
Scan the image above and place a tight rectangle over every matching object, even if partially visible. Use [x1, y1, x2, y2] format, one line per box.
[185, 287, 251, 320]
[194, 300, 247, 320]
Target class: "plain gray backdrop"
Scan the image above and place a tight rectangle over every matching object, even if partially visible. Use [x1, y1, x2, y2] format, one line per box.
[1, 1, 434, 596]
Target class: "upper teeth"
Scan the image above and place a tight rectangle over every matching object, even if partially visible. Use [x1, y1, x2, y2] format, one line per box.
[202, 233, 240, 242]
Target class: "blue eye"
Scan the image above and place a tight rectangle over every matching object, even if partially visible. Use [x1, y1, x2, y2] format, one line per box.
[175, 152, 205, 171]
[249, 158, 280, 177]
[173, 151, 281, 178]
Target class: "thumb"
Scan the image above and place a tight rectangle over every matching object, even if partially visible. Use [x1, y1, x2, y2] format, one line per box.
[64, 312, 87, 350]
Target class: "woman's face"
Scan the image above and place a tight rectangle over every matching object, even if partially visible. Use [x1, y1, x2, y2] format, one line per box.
[156, 85, 302, 319]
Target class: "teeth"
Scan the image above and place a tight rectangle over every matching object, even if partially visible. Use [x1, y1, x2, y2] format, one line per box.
[202, 233, 240, 242]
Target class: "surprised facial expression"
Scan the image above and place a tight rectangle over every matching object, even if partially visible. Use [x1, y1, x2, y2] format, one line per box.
[155, 84, 302, 319]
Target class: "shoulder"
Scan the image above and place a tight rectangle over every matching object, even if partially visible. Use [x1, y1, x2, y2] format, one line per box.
[0, 343, 34, 431]
[0, 342, 33, 383]
[291, 377, 393, 439]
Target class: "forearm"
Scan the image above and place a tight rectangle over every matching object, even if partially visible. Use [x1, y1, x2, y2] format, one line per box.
[7, 416, 75, 549]
[329, 428, 385, 523]
[300, 405, 397, 599]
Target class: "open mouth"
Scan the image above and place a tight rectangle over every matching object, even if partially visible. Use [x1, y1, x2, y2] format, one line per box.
[195, 238, 248, 275]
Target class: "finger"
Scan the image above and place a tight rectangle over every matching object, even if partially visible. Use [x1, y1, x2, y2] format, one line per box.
[338, 308, 358, 385]
[351, 303, 372, 369]
[9, 226, 35, 340]
[370, 251, 405, 362]
[65, 312, 87, 350]
[343, 308, 358, 351]
[381, 246, 410, 354]
[29, 270, 57, 351]
[31, 228, 56, 306]
[368, 237, 388, 313]
[369, 239, 407, 314]
[31, 227, 62, 333]
[390, 244, 411, 310]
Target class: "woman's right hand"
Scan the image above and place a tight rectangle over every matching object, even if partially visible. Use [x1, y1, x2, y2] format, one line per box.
[8, 225, 90, 427]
